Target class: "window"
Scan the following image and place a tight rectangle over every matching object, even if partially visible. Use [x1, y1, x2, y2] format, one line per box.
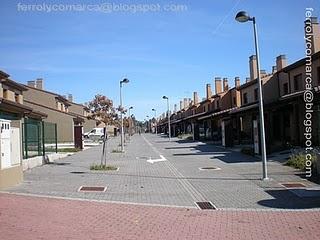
[15, 93, 19, 103]
[216, 100, 220, 109]
[317, 67, 320, 86]
[243, 93, 248, 104]
[283, 83, 289, 95]
[233, 97, 236, 105]
[293, 74, 302, 91]
[254, 88, 258, 101]
[3, 89, 8, 99]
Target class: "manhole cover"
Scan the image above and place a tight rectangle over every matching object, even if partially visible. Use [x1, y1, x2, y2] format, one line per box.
[78, 186, 107, 192]
[199, 167, 221, 170]
[55, 162, 71, 166]
[281, 183, 306, 188]
[70, 171, 86, 174]
[195, 202, 217, 210]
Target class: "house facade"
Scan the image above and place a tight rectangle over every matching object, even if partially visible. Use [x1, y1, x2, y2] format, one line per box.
[23, 79, 97, 143]
[0, 71, 46, 189]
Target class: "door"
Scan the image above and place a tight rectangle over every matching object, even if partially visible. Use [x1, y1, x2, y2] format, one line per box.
[0, 120, 11, 169]
[74, 125, 83, 149]
[11, 127, 21, 166]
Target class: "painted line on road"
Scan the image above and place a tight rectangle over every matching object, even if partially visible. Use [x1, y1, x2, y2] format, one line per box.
[142, 135, 207, 203]
[147, 155, 167, 164]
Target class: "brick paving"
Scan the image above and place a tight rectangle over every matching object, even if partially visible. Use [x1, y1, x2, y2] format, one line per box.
[2, 134, 320, 239]
[1, 193, 320, 240]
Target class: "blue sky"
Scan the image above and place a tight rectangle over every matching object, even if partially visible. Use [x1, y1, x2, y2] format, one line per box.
[0, 0, 319, 120]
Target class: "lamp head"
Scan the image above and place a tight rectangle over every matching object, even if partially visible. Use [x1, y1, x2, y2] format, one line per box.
[235, 11, 252, 23]
[121, 78, 129, 84]
[152, 108, 155, 111]
[162, 96, 168, 99]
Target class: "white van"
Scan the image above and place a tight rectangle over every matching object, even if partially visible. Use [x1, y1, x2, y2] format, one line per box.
[83, 128, 105, 140]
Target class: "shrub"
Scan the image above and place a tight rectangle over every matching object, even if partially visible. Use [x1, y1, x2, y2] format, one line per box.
[90, 164, 118, 171]
[286, 153, 317, 171]
[58, 148, 81, 153]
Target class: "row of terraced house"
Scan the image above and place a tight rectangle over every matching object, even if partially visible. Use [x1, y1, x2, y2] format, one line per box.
[158, 17, 320, 154]
[0, 72, 99, 189]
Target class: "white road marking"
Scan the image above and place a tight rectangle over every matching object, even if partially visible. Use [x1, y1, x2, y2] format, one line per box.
[141, 134, 207, 202]
[147, 155, 167, 164]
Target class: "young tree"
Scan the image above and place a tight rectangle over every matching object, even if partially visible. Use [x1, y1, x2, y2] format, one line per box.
[86, 94, 118, 166]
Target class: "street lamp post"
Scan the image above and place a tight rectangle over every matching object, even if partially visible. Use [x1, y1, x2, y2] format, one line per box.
[152, 108, 157, 134]
[128, 106, 133, 139]
[235, 11, 268, 180]
[120, 78, 129, 152]
[146, 115, 149, 132]
[162, 96, 171, 141]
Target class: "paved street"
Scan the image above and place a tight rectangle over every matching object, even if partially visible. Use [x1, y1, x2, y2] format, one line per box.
[3, 134, 320, 209]
[1, 134, 320, 239]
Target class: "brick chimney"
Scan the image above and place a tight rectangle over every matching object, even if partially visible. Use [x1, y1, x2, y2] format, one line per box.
[260, 70, 267, 78]
[215, 77, 222, 94]
[249, 55, 258, 81]
[272, 66, 277, 74]
[35, 78, 43, 90]
[246, 77, 250, 83]
[180, 100, 183, 110]
[223, 78, 229, 92]
[305, 17, 320, 54]
[193, 91, 198, 105]
[67, 94, 73, 102]
[206, 84, 212, 99]
[276, 55, 287, 71]
[27, 80, 36, 88]
[235, 77, 240, 88]
[174, 104, 177, 113]
[183, 98, 188, 109]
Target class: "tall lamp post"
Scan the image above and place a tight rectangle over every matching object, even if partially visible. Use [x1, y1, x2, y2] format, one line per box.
[128, 106, 133, 139]
[146, 115, 149, 132]
[152, 108, 157, 134]
[235, 11, 268, 180]
[120, 78, 129, 152]
[162, 96, 171, 141]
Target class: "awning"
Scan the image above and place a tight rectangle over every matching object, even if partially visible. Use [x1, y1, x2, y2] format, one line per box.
[198, 107, 239, 120]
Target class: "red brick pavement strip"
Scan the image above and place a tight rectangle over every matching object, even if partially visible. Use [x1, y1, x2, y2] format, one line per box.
[0, 193, 320, 240]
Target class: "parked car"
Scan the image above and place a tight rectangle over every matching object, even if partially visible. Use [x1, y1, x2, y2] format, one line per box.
[83, 128, 105, 140]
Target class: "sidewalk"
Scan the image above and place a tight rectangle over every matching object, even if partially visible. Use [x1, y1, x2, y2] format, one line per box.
[1, 193, 319, 240]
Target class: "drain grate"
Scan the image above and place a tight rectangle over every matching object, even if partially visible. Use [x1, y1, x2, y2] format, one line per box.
[195, 201, 217, 210]
[281, 183, 306, 188]
[199, 167, 221, 170]
[78, 186, 107, 192]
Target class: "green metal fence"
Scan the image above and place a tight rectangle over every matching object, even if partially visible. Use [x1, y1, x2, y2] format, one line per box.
[22, 119, 57, 159]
